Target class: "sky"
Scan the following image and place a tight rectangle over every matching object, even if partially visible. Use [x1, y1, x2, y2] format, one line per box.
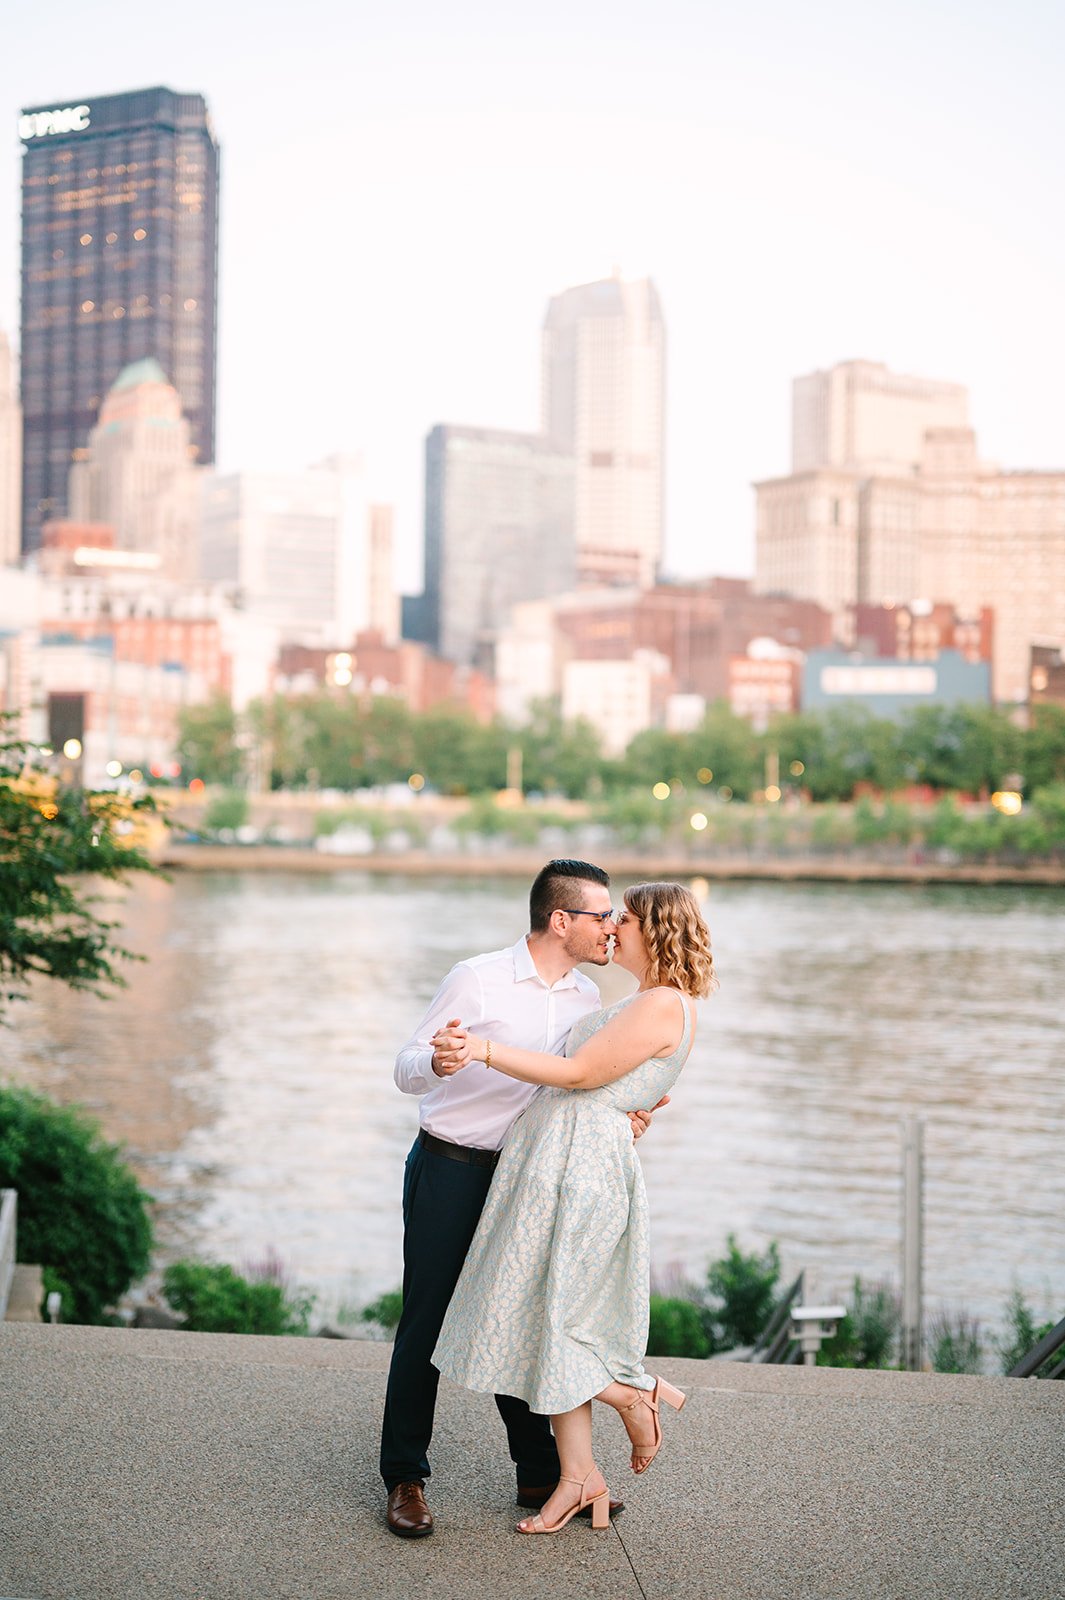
[3, 0, 1063, 591]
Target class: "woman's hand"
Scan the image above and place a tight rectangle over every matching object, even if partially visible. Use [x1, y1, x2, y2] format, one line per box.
[430, 1019, 481, 1076]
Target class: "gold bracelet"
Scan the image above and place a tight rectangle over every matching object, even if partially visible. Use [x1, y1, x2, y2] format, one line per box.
[485, 1038, 493, 1070]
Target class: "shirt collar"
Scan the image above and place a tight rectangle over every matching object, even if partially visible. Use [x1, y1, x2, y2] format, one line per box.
[512, 934, 580, 990]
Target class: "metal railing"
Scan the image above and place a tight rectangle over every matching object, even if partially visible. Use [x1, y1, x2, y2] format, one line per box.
[1007, 1314, 1065, 1379]
[749, 1271, 805, 1364]
[0, 1189, 16, 1320]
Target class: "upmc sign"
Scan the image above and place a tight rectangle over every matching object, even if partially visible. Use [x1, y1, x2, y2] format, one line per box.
[19, 105, 92, 140]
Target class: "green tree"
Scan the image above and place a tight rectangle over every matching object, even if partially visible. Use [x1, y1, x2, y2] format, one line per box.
[0, 726, 158, 1015]
[245, 694, 311, 790]
[900, 704, 1022, 794]
[412, 707, 508, 794]
[0, 1085, 153, 1323]
[1024, 705, 1065, 792]
[176, 696, 241, 785]
[515, 700, 605, 798]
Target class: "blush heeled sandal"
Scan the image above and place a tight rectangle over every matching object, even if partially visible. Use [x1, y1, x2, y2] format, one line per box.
[516, 1468, 611, 1534]
[620, 1376, 686, 1473]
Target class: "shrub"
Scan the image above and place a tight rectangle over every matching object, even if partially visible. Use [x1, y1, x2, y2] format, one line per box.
[203, 790, 249, 834]
[818, 1279, 899, 1368]
[361, 1288, 403, 1333]
[0, 1085, 152, 1323]
[995, 1286, 1061, 1376]
[162, 1259, 314, 1335]
[647, 1294, 713, 1359]
[929, 1309, 983, 1374]
[705, 1235, 781, 1348]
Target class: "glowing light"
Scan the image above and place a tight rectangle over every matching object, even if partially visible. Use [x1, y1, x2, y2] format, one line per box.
[408, 773, 426, 792]
[105, 760, 123, 778]
[719, 786, 733, 802]
[690, 812, 708, 831]
[128, 769, 144, 784]
[188, 778, 206, 795]
[333, 667, 353, 686]
[697, 767, 713, 784]
[690, 877, 710, 899]
[62, 738, 82, 760]
[652, 782, 671, 800]
[991, 790, 1023, 816]
[765, 784, 782, 802]
[789, 760, 806, 777]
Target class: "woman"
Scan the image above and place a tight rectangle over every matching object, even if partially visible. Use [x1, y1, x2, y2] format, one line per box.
[430, 880, 716, 1536]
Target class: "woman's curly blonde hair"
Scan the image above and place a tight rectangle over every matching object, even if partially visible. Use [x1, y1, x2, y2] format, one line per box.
[624, 881, 718, 998]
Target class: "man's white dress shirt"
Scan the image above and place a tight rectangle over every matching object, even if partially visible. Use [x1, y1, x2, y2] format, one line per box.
[394, 936, 602, 1151]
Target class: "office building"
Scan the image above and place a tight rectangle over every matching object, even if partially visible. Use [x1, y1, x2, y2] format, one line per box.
[756, 365, 1065, 701]
[542, 274, 664, 586]
[68, 358, 201, 579]
[200, 457, 396, 647]
[792, 359, 969, 475]
[0, 330, 21, 566]
[19, 86, 219, 553]
[422, 424, 575, 666]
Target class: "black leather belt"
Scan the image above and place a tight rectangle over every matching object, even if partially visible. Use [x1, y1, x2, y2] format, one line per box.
[419, 1128, 500, 1169]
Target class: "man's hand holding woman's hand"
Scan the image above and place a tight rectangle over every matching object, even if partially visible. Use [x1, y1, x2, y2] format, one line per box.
[431, 1019, 479, 1076]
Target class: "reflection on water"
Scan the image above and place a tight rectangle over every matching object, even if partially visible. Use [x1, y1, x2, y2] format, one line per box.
[2, 872, 1063, 1333]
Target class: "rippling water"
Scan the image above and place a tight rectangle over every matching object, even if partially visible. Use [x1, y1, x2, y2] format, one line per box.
[3, 871, 1063, 1339]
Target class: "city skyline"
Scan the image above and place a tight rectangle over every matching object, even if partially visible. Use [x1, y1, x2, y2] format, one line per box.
[1, 0, 1062, 589]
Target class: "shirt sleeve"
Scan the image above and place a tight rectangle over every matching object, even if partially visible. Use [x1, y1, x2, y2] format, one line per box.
[393, 961, 485, 1096]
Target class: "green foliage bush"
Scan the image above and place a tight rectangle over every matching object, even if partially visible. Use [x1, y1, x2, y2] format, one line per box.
[162, 1259, 314, 1335]
[705, 1235, 781, 1348]
[928, 1309, 984, 1374]
[360, 1288, 403, 1333]
[203, 790, 250, 834]
[0, 1085, 153, 1323]
[995, 1286, 1060, 1376]
[647, 1294, 713, 1359]
[818, 1279, 899, 1368]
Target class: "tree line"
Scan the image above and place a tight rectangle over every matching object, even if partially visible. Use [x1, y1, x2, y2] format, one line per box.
[176, 694, 1065, 802]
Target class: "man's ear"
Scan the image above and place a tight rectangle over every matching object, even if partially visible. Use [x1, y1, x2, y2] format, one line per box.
[548, 908, 569, 937]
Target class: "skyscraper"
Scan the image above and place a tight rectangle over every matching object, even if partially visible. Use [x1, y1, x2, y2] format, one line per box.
[19, 86, 219, 554]
[791, 359, 969, 475]
[68, 358, 202, 580]
[0, 330, 20, 567]
[422, 424, 576, 666]
[542, 275, 665, 587]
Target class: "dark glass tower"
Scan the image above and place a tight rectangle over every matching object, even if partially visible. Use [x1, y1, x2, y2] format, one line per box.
[19, 86, 219, 554]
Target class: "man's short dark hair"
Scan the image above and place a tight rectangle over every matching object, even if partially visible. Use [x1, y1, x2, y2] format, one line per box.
[529, 859, 610, 933]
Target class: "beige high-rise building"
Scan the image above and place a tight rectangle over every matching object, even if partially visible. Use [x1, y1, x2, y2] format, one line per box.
[792, 359, 969, 476]
[757, 385, 1065, 701]
[200, 456, 398, 647]
[0, 329, 21, 567]
[542, 274, 664, 587]
[68, 359, 201, 580]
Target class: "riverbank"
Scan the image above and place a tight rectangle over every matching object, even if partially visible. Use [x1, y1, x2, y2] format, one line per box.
[158, 842, 1065, 886]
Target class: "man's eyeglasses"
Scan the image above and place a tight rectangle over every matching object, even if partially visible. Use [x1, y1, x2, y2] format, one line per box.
[562, 909, 618, 925]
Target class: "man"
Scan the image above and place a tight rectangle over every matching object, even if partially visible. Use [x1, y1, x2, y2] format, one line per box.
[381, 858, 658, 1537]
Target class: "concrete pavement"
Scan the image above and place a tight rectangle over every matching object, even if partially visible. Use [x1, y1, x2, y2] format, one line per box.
[1, 1323, 1062, 1600]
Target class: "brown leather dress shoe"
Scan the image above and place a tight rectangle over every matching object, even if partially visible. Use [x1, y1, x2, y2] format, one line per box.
[517, 1484, 625, 1519]
[386, 1480, 434, 1538]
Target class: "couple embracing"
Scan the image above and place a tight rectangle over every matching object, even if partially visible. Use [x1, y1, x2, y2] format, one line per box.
[380, 858, 716, 1538]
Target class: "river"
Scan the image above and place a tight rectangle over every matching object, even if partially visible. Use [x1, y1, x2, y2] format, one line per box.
[2, 870, 1062, 1346]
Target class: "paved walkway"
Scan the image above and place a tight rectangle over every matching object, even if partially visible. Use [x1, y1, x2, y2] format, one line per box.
[1, 1324, 1061, 1600]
